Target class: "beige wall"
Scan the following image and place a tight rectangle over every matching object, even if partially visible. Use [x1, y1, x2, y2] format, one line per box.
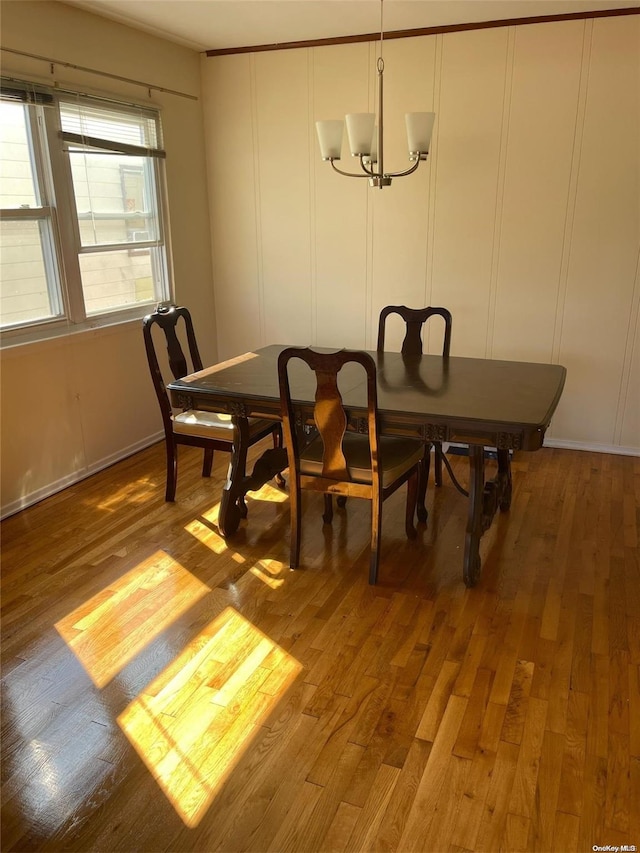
[0, 1, 216, 517]
[202, 15, 640, 454]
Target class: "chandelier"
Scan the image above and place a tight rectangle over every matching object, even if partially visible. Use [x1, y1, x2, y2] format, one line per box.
[315, 0, 435, 189]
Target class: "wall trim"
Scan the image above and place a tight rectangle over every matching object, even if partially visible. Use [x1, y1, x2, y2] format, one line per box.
[1, 431, 164, 521]
[205, 7, 640, 56]
[542, 437, 640, 457]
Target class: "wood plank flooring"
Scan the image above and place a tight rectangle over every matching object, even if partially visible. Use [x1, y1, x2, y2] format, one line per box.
[1, 440, 638, 852]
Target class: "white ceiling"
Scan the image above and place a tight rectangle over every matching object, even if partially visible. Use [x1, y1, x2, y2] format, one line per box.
[61, 0, 638, 52]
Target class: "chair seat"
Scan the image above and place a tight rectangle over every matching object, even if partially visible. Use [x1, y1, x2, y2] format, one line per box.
[172, 410, 274, 441]
[300, 432, 424, 488]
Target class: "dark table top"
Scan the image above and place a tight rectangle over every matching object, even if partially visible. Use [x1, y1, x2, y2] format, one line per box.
[168, 344, 567, 451]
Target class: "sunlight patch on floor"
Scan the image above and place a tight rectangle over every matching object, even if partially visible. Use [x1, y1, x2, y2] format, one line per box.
[252, 482, 289, 503]
[250, 559, 287, 589]
[184, 517, 227, 553]
[185, 480, 287, 552]
[91, 477, 158, 512]
[55, 552, 210, 688]
[199, 502, 221, 527]
[117, 606, 302, 827]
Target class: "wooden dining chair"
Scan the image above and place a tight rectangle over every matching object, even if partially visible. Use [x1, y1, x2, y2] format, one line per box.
[143, 304, 283, 504]
[278, 347, 423, 584]
[377, 305, 452, 520]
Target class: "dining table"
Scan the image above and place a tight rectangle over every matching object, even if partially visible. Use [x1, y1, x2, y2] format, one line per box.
[168, 344, 566, 587]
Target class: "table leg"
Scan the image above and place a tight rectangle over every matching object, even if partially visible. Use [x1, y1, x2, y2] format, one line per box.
[497, 448, 512, 510]
[218, 418, 250, 537]
[463, 445, 484, 587]
[463, 445, 513, 587]
[417, 445, 430, 524]
[218, 419, 289, 538]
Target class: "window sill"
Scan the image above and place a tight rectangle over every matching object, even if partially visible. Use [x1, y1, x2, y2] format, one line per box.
[0, 305, 155, 351]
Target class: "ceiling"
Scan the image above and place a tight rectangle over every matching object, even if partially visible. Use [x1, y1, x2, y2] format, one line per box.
[61, 0, 638, 52]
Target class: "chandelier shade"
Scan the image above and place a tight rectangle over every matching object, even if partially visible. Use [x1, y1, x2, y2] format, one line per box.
[345, 113, 376, 156]
[406, 112, 436, 160]
[316, 120, 344, 160]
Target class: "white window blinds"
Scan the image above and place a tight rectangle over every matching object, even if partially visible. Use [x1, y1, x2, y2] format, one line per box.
[60, 98, 165, 158]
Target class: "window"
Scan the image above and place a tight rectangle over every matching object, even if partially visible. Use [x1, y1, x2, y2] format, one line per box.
[0, 94, 63, 328]
[0, 80, 170, 341]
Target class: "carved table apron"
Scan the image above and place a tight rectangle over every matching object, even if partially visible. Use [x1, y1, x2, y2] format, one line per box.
[169, 345, 566, 587]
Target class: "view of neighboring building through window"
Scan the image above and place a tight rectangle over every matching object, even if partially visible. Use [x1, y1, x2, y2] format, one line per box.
[0, 81, 170, 337]
[0, 97, 62, 327]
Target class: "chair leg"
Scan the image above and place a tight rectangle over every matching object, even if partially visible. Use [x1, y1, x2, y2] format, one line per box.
[323, 494, 333, 524]
[289, 482, 302, 569]
[273, 425, 286, 488]
[434, 442, 443, 487]
[369, 493, 383, 584]
[406, 470, 418, 539]
[336, 496, 347, 509]
[273, 423, 282, 449]
[417, 446, 431, 523]
[202, 447, 214, 478]
[165, 438, 178, 502]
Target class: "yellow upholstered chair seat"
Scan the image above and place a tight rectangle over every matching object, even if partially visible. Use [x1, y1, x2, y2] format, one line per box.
[172, 410, 275, 441]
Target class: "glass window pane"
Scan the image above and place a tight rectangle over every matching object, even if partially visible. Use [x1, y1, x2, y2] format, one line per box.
[69, 152, 159, 247]
[0, 102, 38, 208]
[0, 219, 62, 327]
[79, 247, 160, 315]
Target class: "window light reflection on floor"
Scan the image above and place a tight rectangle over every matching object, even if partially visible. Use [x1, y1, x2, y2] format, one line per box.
[252, 482, 289, 504]
[184, 482, 288, 555]
[185, 519, 287, 588]
[250, 560, 286, 589]
[184, 517, 228, 554]
[55, 551, 210, 688]
[92, 476, 158, 512]
[117, 606, 302, 827]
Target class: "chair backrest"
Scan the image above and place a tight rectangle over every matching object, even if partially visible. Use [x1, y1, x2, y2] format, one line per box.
[143, 304, 203, 424]
[377, 305, 452, 357]
[277, 347, 380, 483]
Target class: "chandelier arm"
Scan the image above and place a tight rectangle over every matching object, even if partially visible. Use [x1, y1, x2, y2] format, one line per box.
[384, 157, 424, 179]
[359, 155, 376, 177]
[329, 159, 373, 179]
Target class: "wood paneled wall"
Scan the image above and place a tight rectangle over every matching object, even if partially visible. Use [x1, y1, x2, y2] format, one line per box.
[202, 15, 640, 454]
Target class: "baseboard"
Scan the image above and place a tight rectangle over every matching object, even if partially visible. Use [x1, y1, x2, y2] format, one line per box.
[542, 438, 639, 457]
[1, 431, 164, 520]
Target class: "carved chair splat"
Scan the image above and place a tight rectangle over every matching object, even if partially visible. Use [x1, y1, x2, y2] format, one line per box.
[377, 305, 453, 522]
[278, 347, 423, 584]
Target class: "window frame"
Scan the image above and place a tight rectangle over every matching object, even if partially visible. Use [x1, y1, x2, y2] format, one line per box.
[0, 81, 172, 347]
[0, 99, 66, 331]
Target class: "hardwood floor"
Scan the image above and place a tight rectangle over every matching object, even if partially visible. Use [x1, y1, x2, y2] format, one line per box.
[1, 440, 638, 852]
